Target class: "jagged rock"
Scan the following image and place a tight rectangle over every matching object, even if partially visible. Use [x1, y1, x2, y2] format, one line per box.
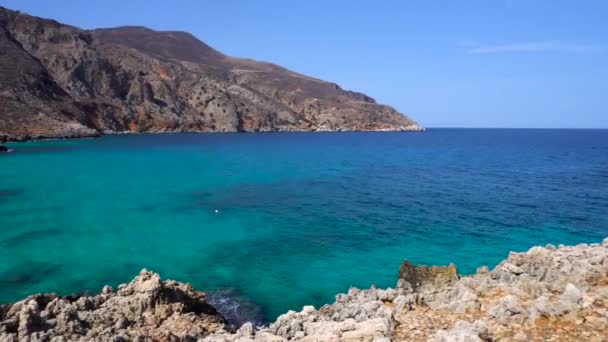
[236, 322, 254, 338]
[395, 239, 608, 341]
[560, 283, 583, 311]
[0, 270, 225, 341]
[441, 283, 480, 313]
[431, 320, 487, 342]
[397, 261, 459, 294]
[530, 295, 559, 318]
[262, 285, 398, 341]
[101, 285, 113, 295]
[488, 295, 524, 324]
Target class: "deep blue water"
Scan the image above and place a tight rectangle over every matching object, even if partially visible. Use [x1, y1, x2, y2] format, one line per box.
[1, 129, 607, 323]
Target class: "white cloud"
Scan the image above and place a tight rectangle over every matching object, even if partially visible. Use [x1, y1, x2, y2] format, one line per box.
[468, 41, 596, 54]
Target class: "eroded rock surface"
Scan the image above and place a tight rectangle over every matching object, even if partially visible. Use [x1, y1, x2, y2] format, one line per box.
[0, 270, 225, 341]
[395, 239, 608, 342]
[2, 239, 607, 341]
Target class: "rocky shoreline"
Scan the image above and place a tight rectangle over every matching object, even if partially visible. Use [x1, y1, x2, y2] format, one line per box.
[2, 238, 606, 341]
[0, 126, 425, 144]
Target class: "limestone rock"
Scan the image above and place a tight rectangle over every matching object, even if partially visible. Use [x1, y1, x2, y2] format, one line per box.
[0, 270, 225, 341]
[432, 320, 487, 342]
[488, 295, 524, 324]
[397, 261, 459, 294]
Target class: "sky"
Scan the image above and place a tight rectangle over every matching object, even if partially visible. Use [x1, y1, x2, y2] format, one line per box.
[2, 0, 607, 128]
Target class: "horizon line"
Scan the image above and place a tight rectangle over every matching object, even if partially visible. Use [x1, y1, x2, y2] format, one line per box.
[424, 127, 608, 130]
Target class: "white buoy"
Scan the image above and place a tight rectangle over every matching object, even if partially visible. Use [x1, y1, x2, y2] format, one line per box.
[214, 209, 220, 214]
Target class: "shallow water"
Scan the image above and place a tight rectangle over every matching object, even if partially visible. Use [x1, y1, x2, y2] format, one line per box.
[1, 129, 607, 322]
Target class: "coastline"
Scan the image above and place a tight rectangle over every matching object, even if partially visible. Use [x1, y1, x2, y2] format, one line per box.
[2, 238, 606, 341]
[0, 126, 425, 144]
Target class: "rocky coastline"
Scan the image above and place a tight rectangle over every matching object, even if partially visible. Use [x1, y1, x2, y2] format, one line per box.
[0, 126, 425, 144]
[0, 6, 423, 143]
[1, 238, 607, 341]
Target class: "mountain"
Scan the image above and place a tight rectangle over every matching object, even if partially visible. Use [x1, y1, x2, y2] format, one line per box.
[0, 7, 422, 141]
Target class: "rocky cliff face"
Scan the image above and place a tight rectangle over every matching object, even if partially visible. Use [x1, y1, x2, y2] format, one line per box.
[2, 239, 607, 341]
[0, 7, 422, 142]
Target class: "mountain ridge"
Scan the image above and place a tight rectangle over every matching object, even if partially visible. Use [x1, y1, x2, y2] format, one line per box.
[0, 6, 422, 142]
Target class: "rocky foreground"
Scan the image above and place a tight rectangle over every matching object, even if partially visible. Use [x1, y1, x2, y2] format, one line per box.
[1, 239, 607, 341]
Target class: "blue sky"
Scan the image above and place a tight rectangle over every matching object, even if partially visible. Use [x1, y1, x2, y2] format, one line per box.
[2, 0, 607, 128]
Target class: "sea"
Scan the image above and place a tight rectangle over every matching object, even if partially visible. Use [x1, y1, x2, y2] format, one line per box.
[1, 129, 607, 324]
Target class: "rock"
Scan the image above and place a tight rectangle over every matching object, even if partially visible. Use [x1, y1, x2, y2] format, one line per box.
[393, 295, 412, 313]
[475, 266, 489, 274]
[253, 331, 286, 342]
[489, 295, 524, 324]
[101, 285, 113, 295]
[446, 287, 479, 313]
[397, 261, 459, 293]
[560, 283, 583, 311]
[301, 306, 315, 315]
[0, 270, 225, 341]
[340, 318, 393, 341]
[0, 145, 8, 152]
[432, 320, 486, 342]
[512, 332, 528, 341]
[114, 317, 129, 329]
[378, 288, 397, 302]
[237, 322, 254, 338]
[530, 295, 558, 318]
[585, 315, 607, 330]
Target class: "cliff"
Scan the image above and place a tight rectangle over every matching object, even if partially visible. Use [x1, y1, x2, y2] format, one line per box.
[0, 7, 422, 142]
[1, 238, 606, 341]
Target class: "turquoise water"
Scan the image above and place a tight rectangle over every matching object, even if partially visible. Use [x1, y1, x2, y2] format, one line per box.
[1, 129, 607, 323]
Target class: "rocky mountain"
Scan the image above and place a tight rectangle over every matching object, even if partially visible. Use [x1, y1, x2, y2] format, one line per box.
[0, 7, 422, 142]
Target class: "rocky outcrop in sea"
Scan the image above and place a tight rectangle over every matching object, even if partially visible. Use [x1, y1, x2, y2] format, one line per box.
[1, 238, 607, 341]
